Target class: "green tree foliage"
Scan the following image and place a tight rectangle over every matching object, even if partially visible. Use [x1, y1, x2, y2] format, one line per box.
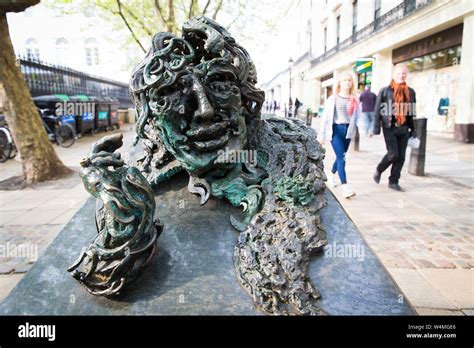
[47, 0, 225, 53]
[47, 0, 288, 60]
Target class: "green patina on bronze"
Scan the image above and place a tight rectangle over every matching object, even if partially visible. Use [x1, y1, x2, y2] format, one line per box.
[273, 175, 315, 206]
[73, 16, 328, 315]
[68, 133, 162, 296]
[128, 16, 266, 229]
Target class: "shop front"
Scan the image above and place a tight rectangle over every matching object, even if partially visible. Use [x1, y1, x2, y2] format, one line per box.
[354, 59, 374, 94]
[319, 73, 334, 115]
[392, 24, 463, 134]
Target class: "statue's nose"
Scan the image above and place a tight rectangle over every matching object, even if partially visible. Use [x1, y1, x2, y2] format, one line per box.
[191, 77, 214, 122]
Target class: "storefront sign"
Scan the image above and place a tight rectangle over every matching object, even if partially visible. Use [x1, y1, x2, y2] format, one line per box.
[354, 59, 373, 73]
[393, 24, 463, 64]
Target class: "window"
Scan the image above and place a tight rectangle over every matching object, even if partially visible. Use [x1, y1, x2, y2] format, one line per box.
[94, 47, 99, 65]
[375, 0, 382, 20]
[85, 38, 99, 66]
[25, 38, 40, 60]
[353, 0, 358, 35]
[55, 38, 68, 65]
[323, 27, 327, 52]
[405, 46, 462, 72]
[336, 15, 340, 44]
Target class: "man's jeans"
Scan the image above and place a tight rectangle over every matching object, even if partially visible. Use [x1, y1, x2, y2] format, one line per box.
[360, 111, 375, 137]
[376, 125, 409, 184]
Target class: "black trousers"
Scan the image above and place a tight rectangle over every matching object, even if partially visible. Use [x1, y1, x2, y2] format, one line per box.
[376, 125, 409, 184]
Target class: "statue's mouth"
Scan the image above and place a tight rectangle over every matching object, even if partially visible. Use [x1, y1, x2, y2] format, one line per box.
[185, 120, 232, 152]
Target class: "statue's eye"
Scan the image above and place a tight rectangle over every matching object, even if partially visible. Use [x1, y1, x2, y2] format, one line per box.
[207, 71, 237, 84]
[208, 81, 236, 94]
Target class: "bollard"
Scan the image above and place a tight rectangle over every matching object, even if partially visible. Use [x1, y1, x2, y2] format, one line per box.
[351, 127, 360, 152]
[409, 118, 427, 176]
[306, 109, 313, 126]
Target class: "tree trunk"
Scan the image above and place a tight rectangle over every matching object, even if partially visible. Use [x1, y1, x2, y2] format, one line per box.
[0, 12, 72, 184]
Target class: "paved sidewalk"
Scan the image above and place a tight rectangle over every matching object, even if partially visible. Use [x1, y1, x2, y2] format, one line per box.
[0, 125, 135, 302]
[1, 118, 472, 315]
[313, 117, 473, 315]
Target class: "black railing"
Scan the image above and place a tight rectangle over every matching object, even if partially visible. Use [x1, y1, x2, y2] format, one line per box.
[17, 56, 133, 108]
[310, 0, 433, 67]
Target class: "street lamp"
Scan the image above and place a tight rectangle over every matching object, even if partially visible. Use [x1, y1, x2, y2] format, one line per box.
[288, 57, 294, 118]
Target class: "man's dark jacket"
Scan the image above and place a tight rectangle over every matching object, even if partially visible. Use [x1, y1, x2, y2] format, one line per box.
[373, 86, 416, 136]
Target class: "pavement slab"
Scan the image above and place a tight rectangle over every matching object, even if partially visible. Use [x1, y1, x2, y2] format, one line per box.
[313, 117, 473, 314]
[417, 269, 474, 309]
[0, 127, 135, 302]
[389, 269, 457, 310]
[0, 121, 472, 314]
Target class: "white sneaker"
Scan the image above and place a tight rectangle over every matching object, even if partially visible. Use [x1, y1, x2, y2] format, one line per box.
[342, 183, 356, 199]
[329, 173, 338, 187]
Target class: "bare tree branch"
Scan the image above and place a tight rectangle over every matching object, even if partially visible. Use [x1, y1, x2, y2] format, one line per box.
[121, 2, 153, 36]
[116, 0, 146, 53]
[93, 1, 118, 15]
[212, 0, 223, 20]
[187, 0, 197, 19]
[202, 0, 211, 15]
[167, 0, 176, 33]
[153, 0, 167, 27]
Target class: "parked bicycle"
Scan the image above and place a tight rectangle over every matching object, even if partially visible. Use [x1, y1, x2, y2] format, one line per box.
[0, 110, 75, 163]
[0, 124, 17, 163]
[39, 108, 76, 148]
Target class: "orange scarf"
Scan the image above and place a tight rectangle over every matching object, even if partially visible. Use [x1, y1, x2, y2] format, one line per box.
[390, 79, 410, 126]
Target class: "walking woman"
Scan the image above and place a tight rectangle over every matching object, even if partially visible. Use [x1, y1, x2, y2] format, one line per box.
[318, 72, 361, 198]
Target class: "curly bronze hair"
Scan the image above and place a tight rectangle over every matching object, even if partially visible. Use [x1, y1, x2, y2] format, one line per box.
[129, 16, 264, 143]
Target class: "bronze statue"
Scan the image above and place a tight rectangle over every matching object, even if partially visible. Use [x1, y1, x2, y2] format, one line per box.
[69, 16, 328, 315]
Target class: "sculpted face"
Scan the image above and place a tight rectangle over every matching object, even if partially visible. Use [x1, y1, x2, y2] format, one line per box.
[130, 17, 263, 176]
[148, 63, 247, 175]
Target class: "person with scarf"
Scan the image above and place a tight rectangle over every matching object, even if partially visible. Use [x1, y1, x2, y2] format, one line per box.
[373, 63, 417, 191]
[319, 72, 361, 199]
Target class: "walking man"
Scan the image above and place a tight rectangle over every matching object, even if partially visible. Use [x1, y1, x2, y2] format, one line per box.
[294, 98, 302, 118]
[373, 63, 417, 191]
[359, 85, 377, 137]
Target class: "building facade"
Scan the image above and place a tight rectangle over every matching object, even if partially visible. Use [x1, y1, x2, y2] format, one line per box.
[261, 0, 474, 143]
[6, 3, 138, 83]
